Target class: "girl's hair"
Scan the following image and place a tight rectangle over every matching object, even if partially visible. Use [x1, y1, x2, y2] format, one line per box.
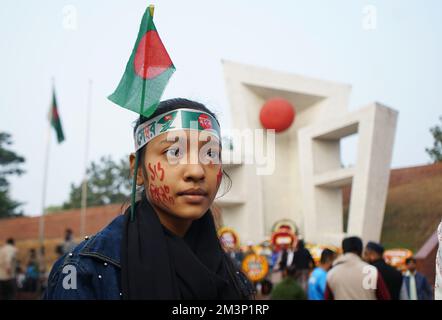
[124, 98, 232, 207]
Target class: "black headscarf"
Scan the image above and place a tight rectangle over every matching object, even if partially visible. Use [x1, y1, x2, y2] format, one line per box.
[121, 193, 246, 300]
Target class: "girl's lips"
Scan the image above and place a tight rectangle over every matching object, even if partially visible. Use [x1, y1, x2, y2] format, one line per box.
[178, 194, 207, 204]
[176, 188, 208, 204]
[177, 188, 208, 196]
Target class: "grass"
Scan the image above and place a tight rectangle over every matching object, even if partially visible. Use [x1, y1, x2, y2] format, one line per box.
[342, 174, 442, 252]
[381, 174, 442, 251]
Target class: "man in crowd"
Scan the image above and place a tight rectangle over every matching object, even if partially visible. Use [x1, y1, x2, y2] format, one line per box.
[62, 228, 77, 255]
[364, 241, 403, 300]
[402, 257, 433, 300]
[308, 248, 336, 300]
[291, 239, 315, 292]
[325, 236, 390, 300]
[0, 238, 18, 300]
[277, 241, 296, 272]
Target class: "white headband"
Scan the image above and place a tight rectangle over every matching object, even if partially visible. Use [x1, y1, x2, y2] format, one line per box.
[134, 108, 221, 151]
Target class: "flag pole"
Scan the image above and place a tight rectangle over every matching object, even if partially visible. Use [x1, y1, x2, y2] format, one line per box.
[38, 79, 54, 247]
[80, 79, 93, 238]
[149, 4, 155, 16]
[130, 4, 155, 221]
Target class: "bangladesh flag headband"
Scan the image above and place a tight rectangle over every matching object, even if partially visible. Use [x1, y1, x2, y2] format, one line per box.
[134, 108, 221, 151]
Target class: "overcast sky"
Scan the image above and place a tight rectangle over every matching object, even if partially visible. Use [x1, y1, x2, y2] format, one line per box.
[1, 0, 441, 216]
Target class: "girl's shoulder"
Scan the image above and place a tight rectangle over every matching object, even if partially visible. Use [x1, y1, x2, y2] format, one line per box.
[77, 214, 126, 268]
[43, 214, 126, 300]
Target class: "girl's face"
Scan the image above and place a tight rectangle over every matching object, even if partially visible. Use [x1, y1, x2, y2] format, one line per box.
[131, 129, 223, 223]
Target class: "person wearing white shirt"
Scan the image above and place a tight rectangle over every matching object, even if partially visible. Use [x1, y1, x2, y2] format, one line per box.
[402, 257, 433, 300]
[0, 238, 18, 300]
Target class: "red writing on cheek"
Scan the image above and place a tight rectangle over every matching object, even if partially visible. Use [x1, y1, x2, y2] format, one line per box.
[148, 162, 165, 181]
[216, 168, 222, 186]
[148, 163, 155, 180]
[149, 184, 174, 206]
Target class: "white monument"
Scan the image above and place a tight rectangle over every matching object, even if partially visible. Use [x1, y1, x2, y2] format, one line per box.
[214, 61, 398, 247]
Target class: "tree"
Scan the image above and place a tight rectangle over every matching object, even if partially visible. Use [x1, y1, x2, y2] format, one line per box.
[426, 116, 442, 163]
[61, 155, 131, 209]
[0, 132, 25, 218]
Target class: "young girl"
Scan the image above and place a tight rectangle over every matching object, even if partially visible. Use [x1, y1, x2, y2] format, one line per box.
[44, 98, 255, 300]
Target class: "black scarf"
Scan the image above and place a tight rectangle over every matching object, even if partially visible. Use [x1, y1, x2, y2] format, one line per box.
[121, 194, 244, 300]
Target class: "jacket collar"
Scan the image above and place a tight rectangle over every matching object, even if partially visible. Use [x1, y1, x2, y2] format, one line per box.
[79, 214, 125, 268]
[332, 252, 361, 267]
[405, 270, 417, 277]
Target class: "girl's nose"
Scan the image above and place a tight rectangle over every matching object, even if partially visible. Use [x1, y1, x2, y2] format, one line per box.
[183, 163, 205, 182]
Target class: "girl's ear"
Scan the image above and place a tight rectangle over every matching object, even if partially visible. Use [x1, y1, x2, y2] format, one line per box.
[129, 153, 144, 186]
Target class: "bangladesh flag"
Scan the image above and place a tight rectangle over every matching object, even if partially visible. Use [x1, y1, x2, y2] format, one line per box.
[108, 7, 175, 118]
[49, 88, 65, 143]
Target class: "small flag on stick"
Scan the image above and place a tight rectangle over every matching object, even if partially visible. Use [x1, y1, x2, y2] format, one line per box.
[108, 5, 175, 221]
[108, 5, 175, 118]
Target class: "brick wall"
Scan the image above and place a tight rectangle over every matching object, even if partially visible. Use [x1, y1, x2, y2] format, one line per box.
[0, 204, 122, 242]
[0, 204, 123, 270]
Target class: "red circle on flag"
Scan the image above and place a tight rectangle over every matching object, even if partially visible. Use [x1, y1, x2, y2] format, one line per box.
[198, 114, 212, 129]
[134, 30, 173, 79]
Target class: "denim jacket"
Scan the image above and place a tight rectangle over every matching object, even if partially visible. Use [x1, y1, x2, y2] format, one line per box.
[44, 215, 254, 300]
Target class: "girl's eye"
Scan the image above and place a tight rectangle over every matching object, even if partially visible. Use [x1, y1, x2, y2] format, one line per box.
[165, 148, 182, 158]
[207, 149, 220, 160]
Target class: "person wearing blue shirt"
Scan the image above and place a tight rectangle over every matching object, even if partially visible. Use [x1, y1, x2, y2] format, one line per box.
[308, 249, 336, 300]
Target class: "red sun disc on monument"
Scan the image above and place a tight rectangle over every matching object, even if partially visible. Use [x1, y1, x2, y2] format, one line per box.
[259, 98, 296, 133]
[134, 30, 173, 79]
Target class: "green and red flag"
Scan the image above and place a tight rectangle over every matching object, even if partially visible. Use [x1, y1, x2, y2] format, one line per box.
[49, 88, 65, 143]
[108, 6, 175, 117]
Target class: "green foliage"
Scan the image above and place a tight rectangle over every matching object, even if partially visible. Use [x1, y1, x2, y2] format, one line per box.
[426, 116, 442, 163]
[45, 205, 64, 214]
[381, 174, 442, 251]
[0, 132, 25, 218]
[61, 155, 131, 210]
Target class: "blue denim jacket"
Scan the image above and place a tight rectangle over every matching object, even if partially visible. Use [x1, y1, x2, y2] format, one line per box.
[44, 215, 254, 300]
[44, 215, 125, 299]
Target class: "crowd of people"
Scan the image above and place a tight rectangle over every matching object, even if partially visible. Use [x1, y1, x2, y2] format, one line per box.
[0, 229, 77, 300]
[229, 236, 435, 300]
[0, 230, 438, 300]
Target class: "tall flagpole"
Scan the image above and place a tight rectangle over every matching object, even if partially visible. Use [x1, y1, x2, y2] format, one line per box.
[39, 80, 54, 246]
[80, 79, 93, 238]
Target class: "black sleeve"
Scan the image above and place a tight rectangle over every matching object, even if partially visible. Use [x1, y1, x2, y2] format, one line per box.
[224, 253, 256, 300]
